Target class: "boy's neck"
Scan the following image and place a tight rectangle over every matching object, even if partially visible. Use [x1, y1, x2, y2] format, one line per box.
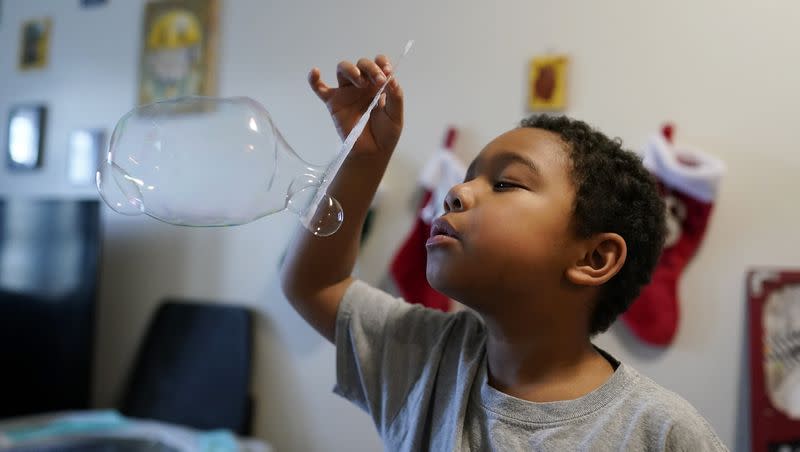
[483, 316, 614, 403]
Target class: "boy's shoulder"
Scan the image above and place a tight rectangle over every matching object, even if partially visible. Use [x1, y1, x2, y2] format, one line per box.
[620, 365, 727, 450]
[627, 366, 706, 418]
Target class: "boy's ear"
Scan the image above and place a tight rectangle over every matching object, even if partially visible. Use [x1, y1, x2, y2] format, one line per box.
[565, 233, 627, 287]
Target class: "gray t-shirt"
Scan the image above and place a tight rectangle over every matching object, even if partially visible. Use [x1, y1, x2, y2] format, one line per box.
[334, 280, 727, 451]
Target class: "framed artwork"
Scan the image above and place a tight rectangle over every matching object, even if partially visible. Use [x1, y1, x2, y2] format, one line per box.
[138, 0, 219, 105]
[67, 129, 105, 185]
[528, 54, 569, 111]
[6, 105, 46, 170]
[18, 18, 51, 70]
[748, 269, 800, 451]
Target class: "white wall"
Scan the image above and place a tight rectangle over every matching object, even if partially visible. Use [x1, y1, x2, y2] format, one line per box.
[2, 0, 800, 450]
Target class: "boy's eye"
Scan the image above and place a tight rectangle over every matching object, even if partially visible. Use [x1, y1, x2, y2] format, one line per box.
[493, 181, 522, 191]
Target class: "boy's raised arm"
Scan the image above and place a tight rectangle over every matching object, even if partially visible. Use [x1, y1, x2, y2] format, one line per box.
[280, 55, 404, 343]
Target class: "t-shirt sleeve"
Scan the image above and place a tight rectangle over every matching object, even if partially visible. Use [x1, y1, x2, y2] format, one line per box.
[333, 279, 463, 432]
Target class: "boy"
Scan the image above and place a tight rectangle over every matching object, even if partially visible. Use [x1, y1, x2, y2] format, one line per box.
[280, 54, 727, 451]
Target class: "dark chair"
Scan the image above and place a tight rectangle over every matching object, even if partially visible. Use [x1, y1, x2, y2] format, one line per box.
[120, 300, 253, 435]
[0, 199, 101, 418]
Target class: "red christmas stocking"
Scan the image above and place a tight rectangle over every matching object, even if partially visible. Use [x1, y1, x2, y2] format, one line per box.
[389, 127, 465, 311]
[621, 129, 725, 345]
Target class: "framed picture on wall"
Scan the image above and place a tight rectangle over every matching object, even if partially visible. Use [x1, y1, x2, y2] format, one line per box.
[6, 105, 46, 170]
[138, 0, 219, 105]
[528, 54, 569, 111]
[18, 18, 51, 70]
[748, 269, 800, 451]
[67, 129, 105, 185]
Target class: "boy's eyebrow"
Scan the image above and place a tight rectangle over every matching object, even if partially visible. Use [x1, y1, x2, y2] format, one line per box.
[464, 151, 541, 182]
[492, 151, 542, 178]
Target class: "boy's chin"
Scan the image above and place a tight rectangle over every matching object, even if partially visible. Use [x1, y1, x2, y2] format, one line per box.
[427, 277, 481, 312]
[426, 267, 463, 300]
[427, 265, 493, 313]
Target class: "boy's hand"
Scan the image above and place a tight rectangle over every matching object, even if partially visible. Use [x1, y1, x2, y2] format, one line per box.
[308, 55, 404, 156]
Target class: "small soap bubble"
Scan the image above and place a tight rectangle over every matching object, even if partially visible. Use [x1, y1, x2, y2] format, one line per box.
[286, 184, 344, 237]
[306, 194, 344, 237]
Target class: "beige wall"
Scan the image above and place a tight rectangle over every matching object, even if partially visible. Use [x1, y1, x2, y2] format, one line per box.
[3, 1, 799, 450]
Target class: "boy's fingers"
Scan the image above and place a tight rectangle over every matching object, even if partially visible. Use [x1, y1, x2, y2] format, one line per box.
[308, 68, 332, 101]
[336, 61, 364, 88]
[374, 54, 392, 77]
[357, 58, 386, 85]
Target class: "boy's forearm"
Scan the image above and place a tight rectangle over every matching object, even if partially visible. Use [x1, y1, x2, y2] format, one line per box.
[281, 53, 402, 341]
[280, 152, 392, 300]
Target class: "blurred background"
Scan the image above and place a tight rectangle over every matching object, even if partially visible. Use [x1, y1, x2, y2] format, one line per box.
[1, 0, 799, 451]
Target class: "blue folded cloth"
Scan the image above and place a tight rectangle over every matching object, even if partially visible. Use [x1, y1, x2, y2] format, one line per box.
[197, 430, 239, 452]
[0, 411, 241, 451]
[2, 410, 127, 443]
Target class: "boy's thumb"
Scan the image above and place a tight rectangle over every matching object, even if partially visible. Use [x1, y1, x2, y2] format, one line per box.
[308, 68, 332, 102]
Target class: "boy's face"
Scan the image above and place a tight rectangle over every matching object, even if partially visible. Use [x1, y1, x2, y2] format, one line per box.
[426, 127, 578, 309]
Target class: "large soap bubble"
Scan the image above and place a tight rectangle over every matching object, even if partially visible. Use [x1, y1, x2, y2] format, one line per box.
[97, 40, 413, 237]
[97, 96, 342, 235]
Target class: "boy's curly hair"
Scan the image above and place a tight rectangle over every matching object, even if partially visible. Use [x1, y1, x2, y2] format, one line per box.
[520, 115, 666, 335]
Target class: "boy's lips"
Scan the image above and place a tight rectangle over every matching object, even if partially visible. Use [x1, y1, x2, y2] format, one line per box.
[427, 218, 461, 247]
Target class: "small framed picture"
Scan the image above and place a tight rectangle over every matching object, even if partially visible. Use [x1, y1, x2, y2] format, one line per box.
[6, 105, 46, 170]
[528, 54, 569, 111]
[19, 18, 51, 70]
[138, 0, 219, 104]
[68, 129, 105, 185]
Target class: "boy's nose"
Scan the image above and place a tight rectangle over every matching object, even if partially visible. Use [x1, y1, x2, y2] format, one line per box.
[443, 184, 473, 213]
